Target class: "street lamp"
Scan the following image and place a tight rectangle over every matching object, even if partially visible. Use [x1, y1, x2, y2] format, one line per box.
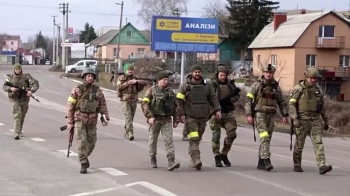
[115, 1, 124, 78]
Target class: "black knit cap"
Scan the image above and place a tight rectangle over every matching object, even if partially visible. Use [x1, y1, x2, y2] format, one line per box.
[190, 64, 202, 72]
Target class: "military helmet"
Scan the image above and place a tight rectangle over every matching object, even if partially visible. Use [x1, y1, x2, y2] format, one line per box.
[304, 67, 319, 78]
[81, 67, 96, 79]
[262, 64, 276, 72]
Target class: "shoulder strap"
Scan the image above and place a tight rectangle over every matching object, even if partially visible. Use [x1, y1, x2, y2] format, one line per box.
[76, 84, 93, 106]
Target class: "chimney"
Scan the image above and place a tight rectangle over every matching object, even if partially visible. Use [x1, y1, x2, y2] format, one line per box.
[273, 11, 287, 30]
[301, 9, 306, 14]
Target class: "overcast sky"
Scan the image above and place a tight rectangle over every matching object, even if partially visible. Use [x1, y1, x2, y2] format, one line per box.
[0, 0, 348, 42]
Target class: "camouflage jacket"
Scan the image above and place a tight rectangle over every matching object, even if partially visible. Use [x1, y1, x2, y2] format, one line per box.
[244, 76, 288, 117]
[289, 80, 328, 122]
[116, 74, 147, 102]
[2, 73, 39, 101]
[141, 85, 178, 123]
[176, 75, 221, 118]
[67, 83, 109, 126]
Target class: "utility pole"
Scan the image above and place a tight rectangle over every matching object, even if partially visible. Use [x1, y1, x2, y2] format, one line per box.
[115, 1, 124, 77]
[51, 14, 57, 65]
[65, 2, 69, 67]
[59, 2, 66, 70]
[173, 8, 180, 72]
[56, 24, 60, 64]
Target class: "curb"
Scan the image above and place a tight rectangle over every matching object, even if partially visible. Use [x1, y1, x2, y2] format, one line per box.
[60, 76, 143, 102]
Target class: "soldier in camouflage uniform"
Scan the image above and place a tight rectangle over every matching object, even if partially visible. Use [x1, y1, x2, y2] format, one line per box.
[117, 65, 147, 140]
[244, 64, 288, 171]
[66, 68, 110, 174]
[209, 64, 241, 167]
[176, 64, 221, 171]
[2, 63, 39, 140]
[141, 71, 180, 171]
[289, 67, 332, 174]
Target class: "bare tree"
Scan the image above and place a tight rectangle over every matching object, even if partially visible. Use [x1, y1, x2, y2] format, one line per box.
[201, 0, 229, 36]
[133, 0, 190, 25]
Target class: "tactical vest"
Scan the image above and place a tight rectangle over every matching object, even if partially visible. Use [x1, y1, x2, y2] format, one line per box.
[117, 75, 137, 98]
[297, 85, 321, 112]
[76, 84, 99, 113]
[212, 79, 236, 113]
[150, 85, 175, 116]
[257, 83, 278, 113]
[184, 82, 210, 118]
[7, 74, 29, 99]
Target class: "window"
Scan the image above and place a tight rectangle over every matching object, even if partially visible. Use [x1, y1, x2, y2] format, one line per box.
[271, 55, 277, 65]
[10, 41, 13, 45]
[126, 31, 132, 37]
[319, 25, 335, 38]
[339, 55, 350, 67]
[113, 48, 120, 56]
[306, 55, 316, 67]
[77, 62, 84, 66]
[137, 48, 145, 54]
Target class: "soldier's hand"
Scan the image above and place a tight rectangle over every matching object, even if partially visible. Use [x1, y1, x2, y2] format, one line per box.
[26, 91, 32, 97]
[180, 115, 185, 123]
[247, 116, 254, 125]
[216, 111, 222, 119]
[293, 119, 300, 128]
[148, 118, 155, 125]
[282, 117, 288, 124]
[323, 122, 329, 130]
[67, 124, 74, 131]
[10, 87, 17, 92]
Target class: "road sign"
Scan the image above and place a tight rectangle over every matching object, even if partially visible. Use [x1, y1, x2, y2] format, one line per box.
[68, 27, 73, 39]
[151, 16, 219, 53]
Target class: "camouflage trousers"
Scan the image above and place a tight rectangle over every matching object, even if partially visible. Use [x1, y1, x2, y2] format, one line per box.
[148, 120, 175, 160]
[185, 117, 207, 160]
[75, 121, 97, 163]
[255, 112, 275, 159]
[122, 101, 137, 135]
[11, 100, 29, 135]
[209, 111, 237, 156]
[293, 119, 326, 167]
[183, 123, 187, 135]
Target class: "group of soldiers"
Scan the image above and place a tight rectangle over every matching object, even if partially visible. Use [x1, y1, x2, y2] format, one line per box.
[2, 62, 332, 175]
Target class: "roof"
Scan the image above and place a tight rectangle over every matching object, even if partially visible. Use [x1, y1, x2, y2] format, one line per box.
[87, 30, 118, 46]
[248, 11, 350, 49]
[103, 22, 150, 45]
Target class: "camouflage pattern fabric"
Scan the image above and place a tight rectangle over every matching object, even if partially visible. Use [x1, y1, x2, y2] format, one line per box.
[293, 120, 326, 167]
[185, 117, 207, 160]
[116, 74, 147, 102]
[209, 111, 237, 156]
[76, 121, 97, 163]
[122, 101, 137, 135]
[11, 101, 29, 135]
[148, 121, 175, 159]
[255, 112, 275, 159]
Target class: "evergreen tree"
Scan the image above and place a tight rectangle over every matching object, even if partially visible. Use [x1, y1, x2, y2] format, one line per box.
[79, 23, 98, 44]
[225, 0, 279, 59]
[35, 31, 47, 50]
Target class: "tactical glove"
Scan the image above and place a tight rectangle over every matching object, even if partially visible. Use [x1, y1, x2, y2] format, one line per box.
[293, 119, 300, 128]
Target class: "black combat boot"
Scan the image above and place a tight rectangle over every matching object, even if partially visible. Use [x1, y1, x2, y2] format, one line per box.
[80, 163, 88, 174]
[294, 165, 303, 172]
[264, 158, 273, 171]
[150, 157, 157, 168]
[168, 159, 180, 171]
[214, 155, 223, 167]
[319, 165, 332, 175]
[86, 158, 90, 168]
[221, 154, 231, 167]
[182, 134, 189, 141]
[193, 157, 202, 171]
[257, 157, 265, 170]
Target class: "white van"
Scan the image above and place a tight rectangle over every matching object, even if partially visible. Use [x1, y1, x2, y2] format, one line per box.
[66, 60, 98, 73]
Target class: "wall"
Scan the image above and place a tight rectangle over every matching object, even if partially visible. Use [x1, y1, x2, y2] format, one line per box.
[104, 44, 151, 59]
[252, 48, 296, 93]
[109, 25, 149, 45]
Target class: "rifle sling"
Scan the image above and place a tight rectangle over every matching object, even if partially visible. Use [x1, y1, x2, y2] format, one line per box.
[76, 85, 93, 108]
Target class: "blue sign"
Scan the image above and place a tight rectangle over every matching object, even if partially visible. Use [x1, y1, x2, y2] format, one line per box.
[151, 16, 219, 53]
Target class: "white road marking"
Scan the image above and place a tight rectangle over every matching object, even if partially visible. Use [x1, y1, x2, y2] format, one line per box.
[125, 181, 178, 196]
[56, 150, 78, 156]
[98, 167, 128, 176]
[9, 129, 14, 132]
[0, 123, 4, 125]
[67, 186, 123, 196]
[30, 137, 45, 141]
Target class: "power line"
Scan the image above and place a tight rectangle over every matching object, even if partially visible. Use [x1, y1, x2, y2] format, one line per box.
[0, 2, 205, 16]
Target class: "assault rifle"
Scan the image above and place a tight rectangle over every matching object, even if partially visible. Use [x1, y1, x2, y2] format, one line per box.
[207, 87, 241, 121]
[4, 82, 40, 102]
[60, 114, 108, 158]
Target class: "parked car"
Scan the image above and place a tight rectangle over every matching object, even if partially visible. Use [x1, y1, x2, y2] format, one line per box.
[66, 60, 98, 73]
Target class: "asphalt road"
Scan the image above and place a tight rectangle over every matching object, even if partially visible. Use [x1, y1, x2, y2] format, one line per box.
[0, 65, 349, 196]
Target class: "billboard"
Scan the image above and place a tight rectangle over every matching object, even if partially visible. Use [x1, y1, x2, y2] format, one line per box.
[151, 16, 219, 53]
[68, 27, 73, 39]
